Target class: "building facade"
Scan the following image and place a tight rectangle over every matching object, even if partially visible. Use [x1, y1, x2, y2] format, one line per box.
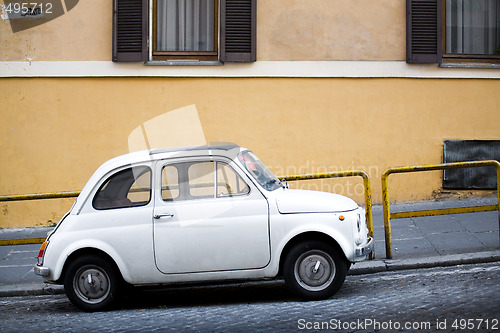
[1, 0, 499, 227]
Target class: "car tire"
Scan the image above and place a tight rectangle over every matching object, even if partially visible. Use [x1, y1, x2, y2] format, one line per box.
[283, 241, 347, 300]
[63, 255, 120, 312]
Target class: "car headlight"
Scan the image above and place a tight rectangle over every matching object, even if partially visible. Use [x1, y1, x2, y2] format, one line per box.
[355, 211, 366, 245]
[355, 234, 364, 246]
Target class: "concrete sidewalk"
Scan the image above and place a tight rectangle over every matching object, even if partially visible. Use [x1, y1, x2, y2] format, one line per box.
[0, 196, 499, 297]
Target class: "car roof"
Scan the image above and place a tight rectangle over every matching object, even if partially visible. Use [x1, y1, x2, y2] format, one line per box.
[101, 143, 243, 169]
[104, 143, 244, 171]
[149, 143, 240, 155]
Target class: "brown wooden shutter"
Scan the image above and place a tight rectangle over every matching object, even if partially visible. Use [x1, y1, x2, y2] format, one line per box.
[220, 0, 256, 62]
[112, 0, 148, 62]
[406, 0, 442, 63]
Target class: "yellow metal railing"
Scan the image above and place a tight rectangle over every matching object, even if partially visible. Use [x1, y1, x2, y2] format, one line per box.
[0, 238, 47, 246]
[1, 171, 375, 253]
[381, 160, 500, 259]
[280, 170, 374, 259]
[0, 191, 81, 202]
[0, 191, 80, 246]
[1, 171, 375, 254]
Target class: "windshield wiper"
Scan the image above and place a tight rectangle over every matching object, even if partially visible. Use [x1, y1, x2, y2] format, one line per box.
[264, 178, 287, 189]
[264, 179, 277, 187]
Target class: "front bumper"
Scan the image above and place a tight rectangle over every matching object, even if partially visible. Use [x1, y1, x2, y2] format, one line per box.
[34, 265, 50, 277]
[355, 237, 374, 257]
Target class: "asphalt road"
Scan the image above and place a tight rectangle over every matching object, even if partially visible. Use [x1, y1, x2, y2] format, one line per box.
[1, 262, 499, 332]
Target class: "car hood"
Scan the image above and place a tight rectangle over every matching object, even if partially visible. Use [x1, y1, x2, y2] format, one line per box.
[275, 189, 359, 214]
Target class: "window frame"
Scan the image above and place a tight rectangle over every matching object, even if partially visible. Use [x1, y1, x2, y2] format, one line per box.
[112, 0, 256, 63]
[187, 161, 217, 199]
[407, 0, 500, 65]
[92, 165, 152, 210]
[160, 159, 251, 202]
[151, 0, 219, 62]
[216, 161, 251, 197]
[441, 0, 500, 64]
[161, 164, 181, 201]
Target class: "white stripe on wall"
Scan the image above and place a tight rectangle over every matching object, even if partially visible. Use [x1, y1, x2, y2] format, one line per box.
[1, 61, 499, 79]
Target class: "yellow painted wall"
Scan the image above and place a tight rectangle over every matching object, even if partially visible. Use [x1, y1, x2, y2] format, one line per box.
[259, 0, 405, 60]
[0, 0, 112, 61]
[1, 77, 499, 227]
[0, 0, 405, 61]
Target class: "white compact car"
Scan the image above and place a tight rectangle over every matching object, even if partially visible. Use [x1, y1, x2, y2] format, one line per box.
[35, 144, 373, 311]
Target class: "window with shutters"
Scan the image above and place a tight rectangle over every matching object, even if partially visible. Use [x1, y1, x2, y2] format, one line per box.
[406, 0, 500, 64]
[153, 0, 218, 61]
[443, 0, 500, 63]
[112, 0, 256, 63]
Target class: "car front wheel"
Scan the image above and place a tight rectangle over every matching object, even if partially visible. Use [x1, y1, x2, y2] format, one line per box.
[64, 255, 120, 311]
[283, 241, 347, 300]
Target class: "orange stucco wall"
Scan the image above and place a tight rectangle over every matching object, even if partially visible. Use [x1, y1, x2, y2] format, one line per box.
[1, 77, 499, 227]
[1, 0, 405, 62]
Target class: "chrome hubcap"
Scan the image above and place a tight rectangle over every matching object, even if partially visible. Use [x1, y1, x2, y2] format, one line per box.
[74, 267, 110, 304]
[295, 250, 335, 291]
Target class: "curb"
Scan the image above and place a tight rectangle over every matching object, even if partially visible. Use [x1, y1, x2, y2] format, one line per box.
[348, 250, 500, 275]
[0, 284, 64, 297]
[1, 251, 499, 298]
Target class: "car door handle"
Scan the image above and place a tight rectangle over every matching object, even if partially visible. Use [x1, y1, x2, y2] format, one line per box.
[154, 213, 174, 219]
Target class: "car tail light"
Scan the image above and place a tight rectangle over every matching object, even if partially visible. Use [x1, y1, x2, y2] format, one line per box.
[37, 241, 48, 265]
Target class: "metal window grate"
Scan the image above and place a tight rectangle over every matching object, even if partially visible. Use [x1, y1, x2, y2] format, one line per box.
[443, 140, 500, 189]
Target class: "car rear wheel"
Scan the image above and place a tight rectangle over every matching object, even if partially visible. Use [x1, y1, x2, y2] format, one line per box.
[283, 241, 347, 300]
[64, 255, 120, 312]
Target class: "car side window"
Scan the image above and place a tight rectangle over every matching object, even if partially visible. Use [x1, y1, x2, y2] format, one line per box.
[161, 165, 180, 201]
[188, 162, 216, 198]
[216, 163, 250, 197]
[93, 166, 151, 210]
[161, 161, 249, 201]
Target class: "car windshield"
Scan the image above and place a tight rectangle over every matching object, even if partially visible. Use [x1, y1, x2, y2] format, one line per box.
[238, 151, 282, 191]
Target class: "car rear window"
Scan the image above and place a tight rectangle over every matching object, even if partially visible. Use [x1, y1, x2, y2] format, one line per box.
[93, 166, 151, 210]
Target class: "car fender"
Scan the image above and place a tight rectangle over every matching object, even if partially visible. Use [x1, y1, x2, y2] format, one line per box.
[270, 222, 354, 274]
[50, 238, 131, 283]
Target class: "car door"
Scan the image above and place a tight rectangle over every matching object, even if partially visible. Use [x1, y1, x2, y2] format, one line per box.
[153, 157, 270, 274]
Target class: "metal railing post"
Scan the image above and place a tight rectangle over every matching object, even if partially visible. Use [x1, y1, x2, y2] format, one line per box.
[281, 170, 374, 259]
[381, 160, 500, 259]
[381, 170, 393, 259]
[497, 163, 500, 246]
